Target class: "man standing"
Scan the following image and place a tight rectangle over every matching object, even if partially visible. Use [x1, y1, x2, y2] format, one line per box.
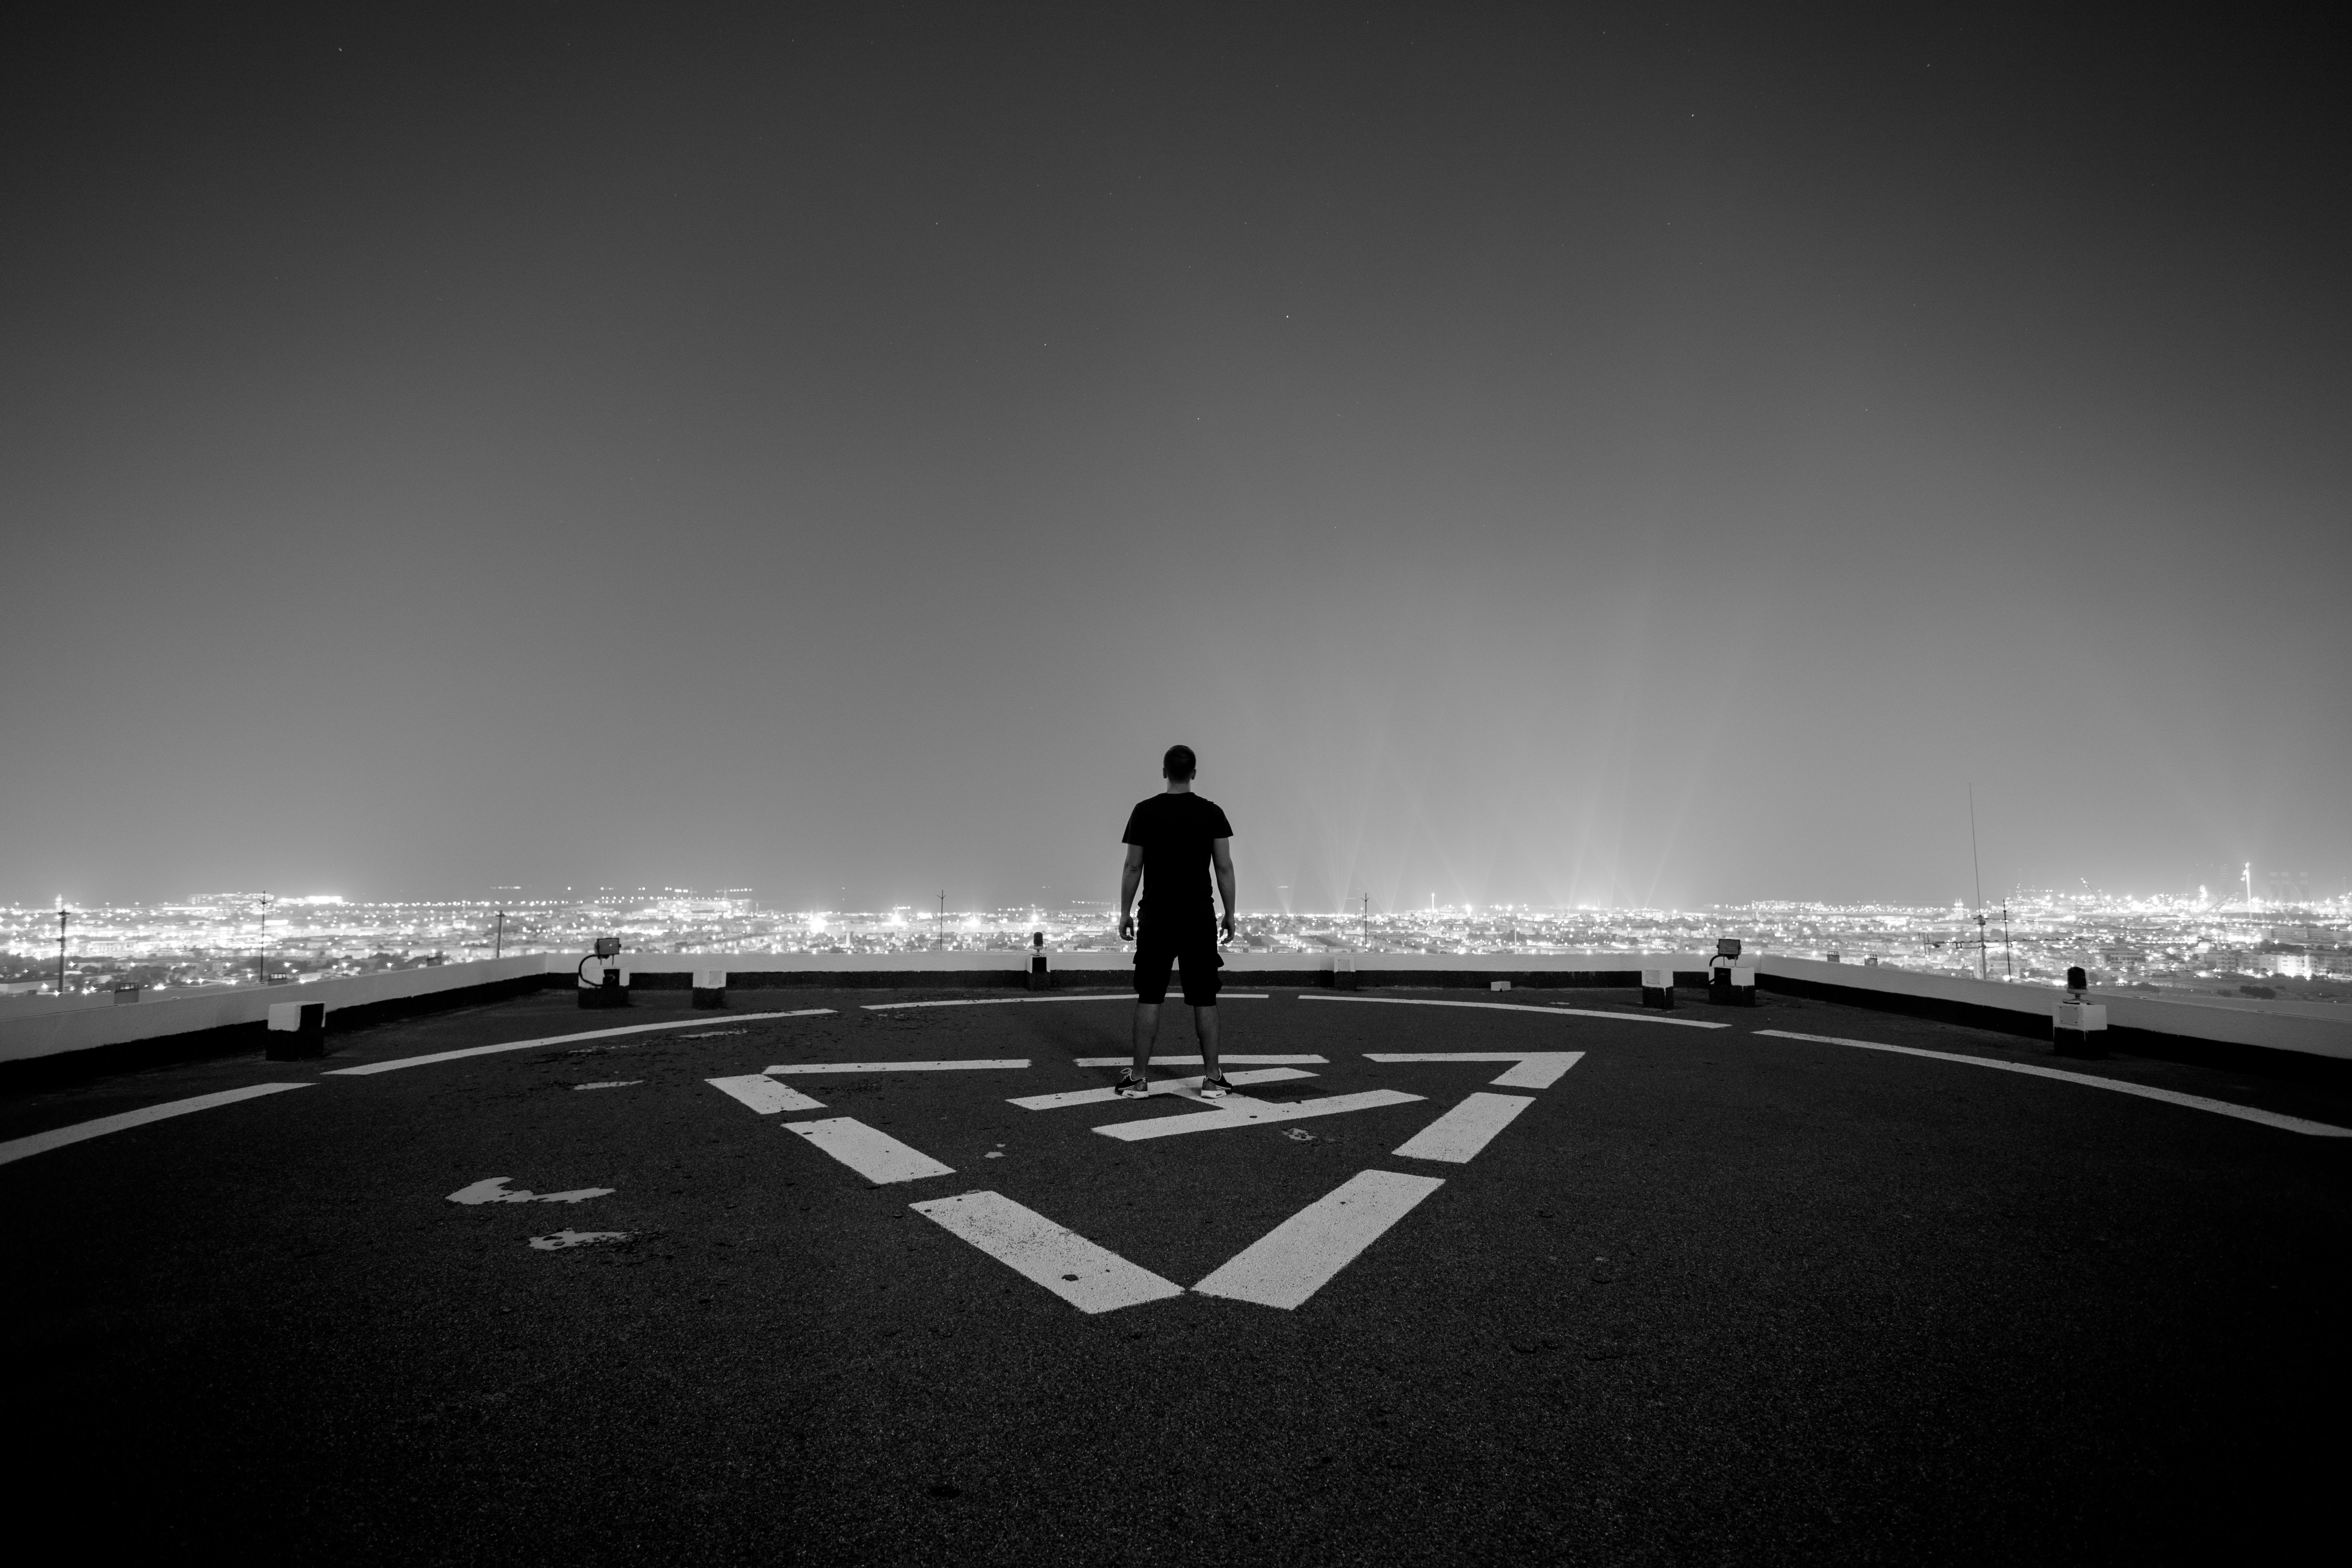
[1116, 744, 1238, 1098]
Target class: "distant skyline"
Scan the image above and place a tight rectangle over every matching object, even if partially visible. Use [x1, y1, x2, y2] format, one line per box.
[23, 885, 2338, 913]
[3, 6, 2345, 911]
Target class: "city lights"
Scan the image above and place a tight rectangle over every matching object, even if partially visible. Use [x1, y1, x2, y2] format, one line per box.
[1, 886, 2343, 999]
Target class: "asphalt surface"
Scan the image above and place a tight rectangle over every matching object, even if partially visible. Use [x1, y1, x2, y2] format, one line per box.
[9, 984, 2350, 1564]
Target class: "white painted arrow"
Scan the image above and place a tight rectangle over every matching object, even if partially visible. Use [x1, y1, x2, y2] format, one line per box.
[447, 1177, 615, 1206]
[529, 1229, 631, 1250]
[1363, 1051, 1584, 1089]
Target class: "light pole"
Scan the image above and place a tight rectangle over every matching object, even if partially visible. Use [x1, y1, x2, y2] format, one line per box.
[937, 891, 946, 951]
[56, 901, 69, 996]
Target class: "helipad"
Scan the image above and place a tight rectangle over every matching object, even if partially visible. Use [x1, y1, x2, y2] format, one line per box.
[7, 982, 2347, 1560]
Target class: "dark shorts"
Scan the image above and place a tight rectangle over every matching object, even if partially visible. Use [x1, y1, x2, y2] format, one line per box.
[1134, 921, 1223, 1006]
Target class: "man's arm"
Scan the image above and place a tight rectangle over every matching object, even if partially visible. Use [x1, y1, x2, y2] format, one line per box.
[1212, 837, 1237, 942]
[1117, 844, 1144, 942]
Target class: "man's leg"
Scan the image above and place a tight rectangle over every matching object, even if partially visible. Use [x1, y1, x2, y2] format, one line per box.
[1182, 941, 1225, 1082]
[1132, 1003, 1162, 1076]
[1130, 945, 1175, 1085]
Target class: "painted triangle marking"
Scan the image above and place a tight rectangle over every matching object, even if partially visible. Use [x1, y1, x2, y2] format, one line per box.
[783, 1117, 956, 1184]
[1364, 1051, 1584, 1089]
[910, 1190, 1184, 1314]
[1070, 1054, 1326, 1066]
[1302, 994, 1727, 1030]
[1092, 1089, 1425, 1142]
[763, 1058, 1030, 1075]
[1391, 1091, 1535, 1163]
[1010, 1067, 1318, 1110]
[1193, 1169, 1445, 1310]
[707, 1074, 826, 1114]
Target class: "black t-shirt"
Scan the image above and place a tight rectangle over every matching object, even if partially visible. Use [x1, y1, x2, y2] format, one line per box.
[1121, 792, 1234, 921]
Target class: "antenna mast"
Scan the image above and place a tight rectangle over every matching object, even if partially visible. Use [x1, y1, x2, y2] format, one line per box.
[1967, 786, 1988, 981]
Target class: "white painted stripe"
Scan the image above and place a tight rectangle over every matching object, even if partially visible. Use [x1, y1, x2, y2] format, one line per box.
[1364, 1051, 1584, 1088]
[1491, 1055, 1582, 1088]
[783, 1117, 958, 1182]
[1010, 1067, 1318, 1111]
[1391, 1092, 1536, 1162]
[863, 993, 1270, 1011]
[324, 1010, 835, 1075]
[0, 1083, 314, 1167]
[866, 995, 1125, 1011]
[1753, 1030, 2352, 1138]
[1193, 1169, 1445, 1310]
[910, 1190, 1185, 1314]
[1070, 1054, 1327, 1067]
[1093, 1088, 1426, 1142]
[763, 1058, 1030, 1075]
[1300, 994, 1727, 1030]
[706, 1074, 826, 1114]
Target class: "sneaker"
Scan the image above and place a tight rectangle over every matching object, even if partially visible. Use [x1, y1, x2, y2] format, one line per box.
[1114, 1071, 1149, 1098]
[1199, 1075, 1233, 1099]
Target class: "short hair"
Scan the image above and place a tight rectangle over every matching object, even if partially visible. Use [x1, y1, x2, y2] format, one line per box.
[1162, 744, 1197, 780]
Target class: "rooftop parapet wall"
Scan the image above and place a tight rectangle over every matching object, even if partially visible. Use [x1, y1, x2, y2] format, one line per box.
[0, 954, 555, 1069]
[1756, 954, 2352, 1065]
[6, 947, 2347, 1079]
[609, 950, 1709, 990]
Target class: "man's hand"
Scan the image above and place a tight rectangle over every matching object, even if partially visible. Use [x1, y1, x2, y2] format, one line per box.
[1118, 846, 1144, 945]
[1220, 910, 1237, 944]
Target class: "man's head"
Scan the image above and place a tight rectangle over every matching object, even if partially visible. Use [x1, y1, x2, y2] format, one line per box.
[1162, 744, 1197, 781]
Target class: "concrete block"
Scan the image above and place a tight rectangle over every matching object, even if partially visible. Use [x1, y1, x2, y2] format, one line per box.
[1332, 954, 1358, 991]
[266, 999, 325, 1060]
[1490, 980, 1511, 991]
[1641, 967, 1675, 1009]
[692, 969, 727, 1009]
[2054, 1000, 2108, 1059]
[577, 959, 630, 1010]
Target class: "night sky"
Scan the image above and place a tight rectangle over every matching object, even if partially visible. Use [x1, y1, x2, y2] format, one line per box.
[3, 5, 2344, 912]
